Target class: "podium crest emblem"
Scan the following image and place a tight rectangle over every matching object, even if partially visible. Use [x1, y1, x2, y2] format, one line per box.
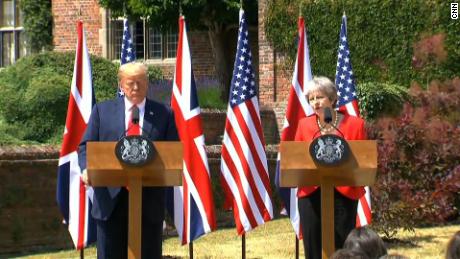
[115, 135, 156, 166]
[309, 134, 350, 166]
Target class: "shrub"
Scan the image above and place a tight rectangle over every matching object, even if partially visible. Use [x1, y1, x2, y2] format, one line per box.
[357, 82, 409, 121]
[369, 78, 460, 238]
[0, 51, 118, 143]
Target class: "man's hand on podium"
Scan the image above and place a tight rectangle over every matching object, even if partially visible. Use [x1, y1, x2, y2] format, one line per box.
[81, 169, 91, 186]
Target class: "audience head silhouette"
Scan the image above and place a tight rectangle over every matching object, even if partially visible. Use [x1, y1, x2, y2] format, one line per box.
[343, 226, 387, 259]
[446, 231, 460, 259]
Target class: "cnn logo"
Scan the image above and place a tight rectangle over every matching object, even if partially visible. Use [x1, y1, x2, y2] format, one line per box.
[452, 3, 459, 19]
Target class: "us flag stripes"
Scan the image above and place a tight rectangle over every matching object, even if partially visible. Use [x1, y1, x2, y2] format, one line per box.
[170, 15, 216, 244]
[220, 9, 273, 235]
[335, 14, 372, 226]
[274, 16, 314, 239]
[56, 21, 96, 249]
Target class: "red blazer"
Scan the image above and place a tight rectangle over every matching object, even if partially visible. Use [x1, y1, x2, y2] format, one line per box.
[294, 113, 367, 200]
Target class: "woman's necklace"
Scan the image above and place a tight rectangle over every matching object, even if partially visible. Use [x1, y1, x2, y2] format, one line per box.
[317, 110, 339, 134]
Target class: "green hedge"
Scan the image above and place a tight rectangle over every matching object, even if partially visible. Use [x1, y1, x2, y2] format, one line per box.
[0, 52, 119, 143]
[357, 82, 409, 121]
[265, 0, 460, 87]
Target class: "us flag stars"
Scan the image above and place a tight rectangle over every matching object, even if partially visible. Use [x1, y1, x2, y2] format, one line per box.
[230, 17, 257, 107]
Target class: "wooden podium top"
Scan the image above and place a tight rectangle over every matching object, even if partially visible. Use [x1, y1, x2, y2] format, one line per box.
[279, 140, 377, 187]
[87, 141, 182, 187]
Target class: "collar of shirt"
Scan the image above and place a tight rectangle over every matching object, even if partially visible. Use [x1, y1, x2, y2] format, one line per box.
[124, 97, 146, 134]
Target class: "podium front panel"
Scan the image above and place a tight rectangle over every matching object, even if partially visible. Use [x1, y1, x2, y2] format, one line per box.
[279, 140, 377, 187]
[87, 141, 182, 187]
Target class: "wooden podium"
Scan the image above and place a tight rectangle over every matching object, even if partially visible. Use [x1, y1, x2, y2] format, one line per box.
[87, 141, 183, 259]
[279, 140, 377, 259]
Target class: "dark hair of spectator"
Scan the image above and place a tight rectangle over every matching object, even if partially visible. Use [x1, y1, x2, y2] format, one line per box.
[331, 248, 369, 259]
[446, 231, 460, 259]
[343, 226, 387, 259]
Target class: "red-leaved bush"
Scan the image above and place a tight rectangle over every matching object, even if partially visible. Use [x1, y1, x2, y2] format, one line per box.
[368, 78, 460, 238]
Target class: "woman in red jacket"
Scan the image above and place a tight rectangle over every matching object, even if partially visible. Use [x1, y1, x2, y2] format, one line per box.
[295, 76, 366, 259]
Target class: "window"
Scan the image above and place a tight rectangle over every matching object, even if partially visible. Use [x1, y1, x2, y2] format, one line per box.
[108, 18, 178, 61]
[0, 0, 27, 67]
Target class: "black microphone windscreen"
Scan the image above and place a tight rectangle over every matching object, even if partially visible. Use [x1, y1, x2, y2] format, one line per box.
[324, 107, 332, 124]
[132, 106, 139, 124]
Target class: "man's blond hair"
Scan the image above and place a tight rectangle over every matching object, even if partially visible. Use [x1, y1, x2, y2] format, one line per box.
[118, 62, 148, 81]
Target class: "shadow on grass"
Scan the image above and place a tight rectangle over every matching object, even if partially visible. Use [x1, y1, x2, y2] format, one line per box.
[383, 234, 437, 249]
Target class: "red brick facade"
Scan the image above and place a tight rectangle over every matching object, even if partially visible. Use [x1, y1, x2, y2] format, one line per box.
[258, 0, 291, 128]
[52, 0, 103, 55]
[51, 0, 216, 80]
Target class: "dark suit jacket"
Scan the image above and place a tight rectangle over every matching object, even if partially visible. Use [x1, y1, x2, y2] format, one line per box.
[78, 97, 178, 221]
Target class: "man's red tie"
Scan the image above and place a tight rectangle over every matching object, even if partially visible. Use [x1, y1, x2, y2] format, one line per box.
[125, 106, 139, 192]
[127, 106, 140, 136]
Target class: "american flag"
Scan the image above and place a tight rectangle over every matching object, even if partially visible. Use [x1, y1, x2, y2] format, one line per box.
[118, 18, 136, 97]
[56, 21, 96, 249]
[275, 16, 314, 239]
[335, 14, 372, 226]
[170, 16, 216, 244]
[220, 9, 273, 234]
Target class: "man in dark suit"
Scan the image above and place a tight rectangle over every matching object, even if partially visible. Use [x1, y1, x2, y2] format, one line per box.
[78, 62, 178, 259]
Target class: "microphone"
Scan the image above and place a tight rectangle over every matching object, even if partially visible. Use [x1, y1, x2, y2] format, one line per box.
[324, 107, 333, 124]
[118, 106, 151, 140]
[132, 106, 139, 125]
[312, 107, 345, 138]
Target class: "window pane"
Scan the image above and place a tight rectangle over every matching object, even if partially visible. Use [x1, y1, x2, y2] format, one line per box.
[148, 28, 162, 59]
[133, 21, 144, 60]
[1, 0, 14, 27]
[2, 32, 14, 66]
[17, 31, 27, 58]
[110, 20, 123, 60]
[15, 0, 23, 27]
[166, 31, 178, 58]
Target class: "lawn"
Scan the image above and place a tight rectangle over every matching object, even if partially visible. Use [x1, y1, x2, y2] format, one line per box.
[10, 218, 460, 259]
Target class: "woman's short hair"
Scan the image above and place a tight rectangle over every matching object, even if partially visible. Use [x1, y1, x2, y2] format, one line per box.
[118, 62, 148, 81]
[343, 226, 387, 259]
[304, 76, 338, 104]
[446, 231, 460, 259]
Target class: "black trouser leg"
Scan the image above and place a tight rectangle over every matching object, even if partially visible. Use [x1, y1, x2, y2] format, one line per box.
[298, 190, 358, 259]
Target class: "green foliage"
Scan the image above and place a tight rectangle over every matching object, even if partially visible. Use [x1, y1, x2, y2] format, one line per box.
[357, 82, 409, 120]
[147, 65, 163, 82]
[98, 0, 257, 30]
[369, 79, 460, 238]
[19, 0, 53, 52]
[198, 88, 227, 109]
[265, 0, 460, 87]
[0, 52, 118, 143]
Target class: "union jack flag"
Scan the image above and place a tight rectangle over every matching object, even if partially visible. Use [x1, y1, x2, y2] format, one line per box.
[335, 14, 372, 227]
[56, 21, 96, 249]
[220, 9, 273, 234]
[118, 18, 136, 97]
[170, 16, 216, 244]
[275, 16, 314, 239]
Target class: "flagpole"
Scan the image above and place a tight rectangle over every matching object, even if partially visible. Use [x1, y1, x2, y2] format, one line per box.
[295, 235, 299, 259]
[242, 233, 246, 259]
[77, 5, 85, 259]
[189, 241, 193, 259]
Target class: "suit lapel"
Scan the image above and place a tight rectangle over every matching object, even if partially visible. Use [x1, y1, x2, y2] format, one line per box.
[116, 97, 126, 137]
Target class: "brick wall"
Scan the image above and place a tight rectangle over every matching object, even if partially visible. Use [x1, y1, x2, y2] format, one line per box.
[52, 0, 103, 56]
[258, 0, 292, 131]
